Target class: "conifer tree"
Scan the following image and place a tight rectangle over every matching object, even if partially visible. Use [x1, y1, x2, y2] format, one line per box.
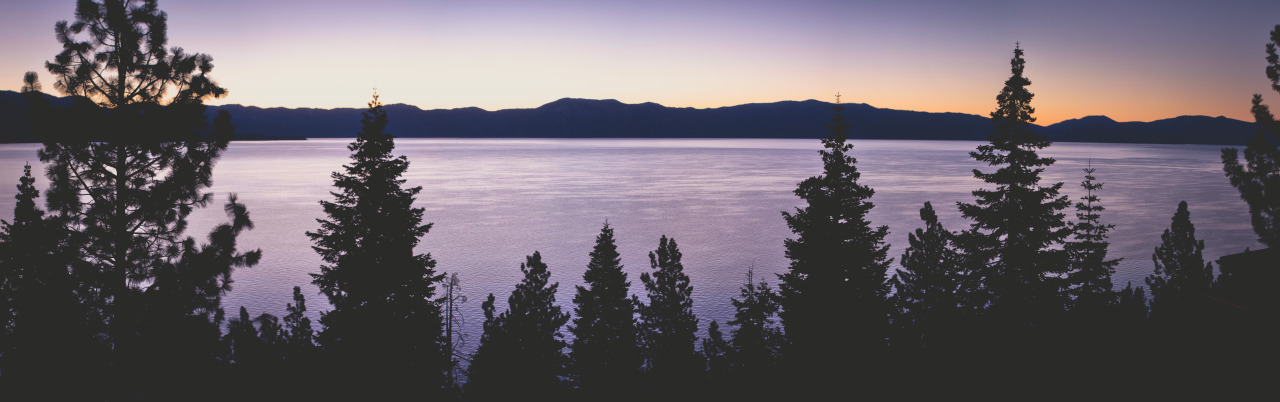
[225, 306, 265, 368]
[726, 267, 783, 386]
[1222, 24, 1280, 247]
[1112, 282, 1148, 349]
[465, 293, 506, 399]
[1145, 201, 1215, 320]
[889, 202, 969, 353]
[35, 2, 256, 398]
[701, 320, 730, 390]
[271, 286, 319, 400]
[466, 251, 570, 400]
[307, 91, 448, 397]
[442, 272, 466, 386]
[283, 286, 314, 350]
[778, 94, 891, 378]
[956, 44, 1072, 328]
[569, 222, 640, 396]
[1141, 202, 1222, 385]
[636, 235, 700, 395]
[254, 312, 284, 358]
[0, 166, 47, 362]
[20, 71, 40, 93]
[0, 165, 92, 399]
[1065, 164, 1122, 313]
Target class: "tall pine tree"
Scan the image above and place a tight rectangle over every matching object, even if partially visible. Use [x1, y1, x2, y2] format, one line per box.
[726, 267, 783, 394]
[466, 251, 570, 400]
[0, 165, 93, 400]
[569, 222, 640, 396]
[307, 91, 449, 398]
[889, 202, 970, 355]
[1142, 201, 1226, 389]
[283, 286, 314, 351]
[778, 94, 891, 383]
[636, 235, 700, 396]
[956, 44, 1072, 329]
[701, 320, 730, 392]
[1145, 201, 1215, 321]
[1222, 24, 1280, 248]
[1065, 163, 1122, 313]
[35, 2, 257, 398]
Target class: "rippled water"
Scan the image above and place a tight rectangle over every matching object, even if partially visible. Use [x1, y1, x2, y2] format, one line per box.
[0, 138, 1262, 357]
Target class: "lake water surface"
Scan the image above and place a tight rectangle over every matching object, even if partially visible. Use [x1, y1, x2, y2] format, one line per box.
[0, 138, 1262, 357]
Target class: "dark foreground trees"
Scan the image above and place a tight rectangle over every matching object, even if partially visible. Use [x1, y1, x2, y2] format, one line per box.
[636, 236, 700, 396]
[466, 251, 570, 400]
[889, 202, 969, 356]
[1145, 201, 1215, 321]
[307, 91, 449, 398]
[17, 1, 259, 399]
[1065, 164, 1122, 314]
[956, 44, 1072, 333]
[724, 268, 784, 396]
[0, 166, 92, 400]
[778, 95, 891, 389]
[569, 223, 641, 397]
[1222, 25, 1280, 247]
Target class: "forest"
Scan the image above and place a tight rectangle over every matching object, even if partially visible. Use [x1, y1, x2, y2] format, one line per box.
[2, 1, 1279, 401]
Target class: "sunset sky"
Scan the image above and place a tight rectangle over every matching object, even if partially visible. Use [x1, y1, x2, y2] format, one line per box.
[2, 0, 1278, 125]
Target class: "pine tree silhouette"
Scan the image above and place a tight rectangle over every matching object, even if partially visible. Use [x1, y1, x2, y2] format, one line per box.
[956, 44, 1071, 329]
[889, 202, 970, 355]
[307, 91, 449, 398]
[636, 235, 700, 396]
[1222, 25, 1280, 247]
[1145, 201, 1214, 321]
[778, 94, 891, 388]
[466, 251, 570, 401]
[1065, 163, 1122, 313]
[0, 165, 93, 400]
[726, 267, 783, 396]
[700, 320, 730, 393]
[35, 2, 255, 398]
[569, 222, 640, 397]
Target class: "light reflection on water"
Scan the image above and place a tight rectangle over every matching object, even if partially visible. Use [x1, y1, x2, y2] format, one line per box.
[0, 138, 1261, 357]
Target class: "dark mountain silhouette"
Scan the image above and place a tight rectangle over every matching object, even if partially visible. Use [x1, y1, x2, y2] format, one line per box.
[0, 91, 304, 142]
[1039, 114, 1258, 144]
[1, 90, 1256, 144]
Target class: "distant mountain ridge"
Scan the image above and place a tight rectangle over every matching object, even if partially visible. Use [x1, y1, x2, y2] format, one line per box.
[0, 90, 1259, 144]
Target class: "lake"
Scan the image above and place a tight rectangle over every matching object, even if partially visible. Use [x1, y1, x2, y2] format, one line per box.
[0, 138, 1262, 357]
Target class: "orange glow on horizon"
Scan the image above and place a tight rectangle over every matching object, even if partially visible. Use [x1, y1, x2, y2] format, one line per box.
[3, 0, 1275, 127]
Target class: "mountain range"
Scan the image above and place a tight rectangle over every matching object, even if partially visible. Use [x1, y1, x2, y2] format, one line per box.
[0, 90, 1260, 145]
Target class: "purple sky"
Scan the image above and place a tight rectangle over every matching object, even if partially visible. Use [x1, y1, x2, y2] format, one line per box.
[2, 0, 1278, 124]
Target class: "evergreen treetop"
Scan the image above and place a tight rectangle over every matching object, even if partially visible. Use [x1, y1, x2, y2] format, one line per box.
[889, 201, 970, 352]
[636, 235, 700, 394]
[778, 94, 892, 367]
[569, 222, 640, 394]
[466, 251, 569, 400]
[1066, 163, 1121, 311]
[33, 7, 252, 395]
[727, 267, 783, 374]
[1145, 201, 1214, 318]
[309, 90, 438, 313]
[957, 44, 1072, 322]
[501, 251, 570, 365]
[283, 286, 313, 349]
[306, 91, 448, 396]
[0, 166, 96, 400]
[21, 72, 40, 94]
[46, 0, 225, 107]
[1222, 24, 1280, 248]
[701, 320, 730, 387]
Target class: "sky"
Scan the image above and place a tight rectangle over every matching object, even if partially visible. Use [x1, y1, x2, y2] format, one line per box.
[2, 0, 1278, 125]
